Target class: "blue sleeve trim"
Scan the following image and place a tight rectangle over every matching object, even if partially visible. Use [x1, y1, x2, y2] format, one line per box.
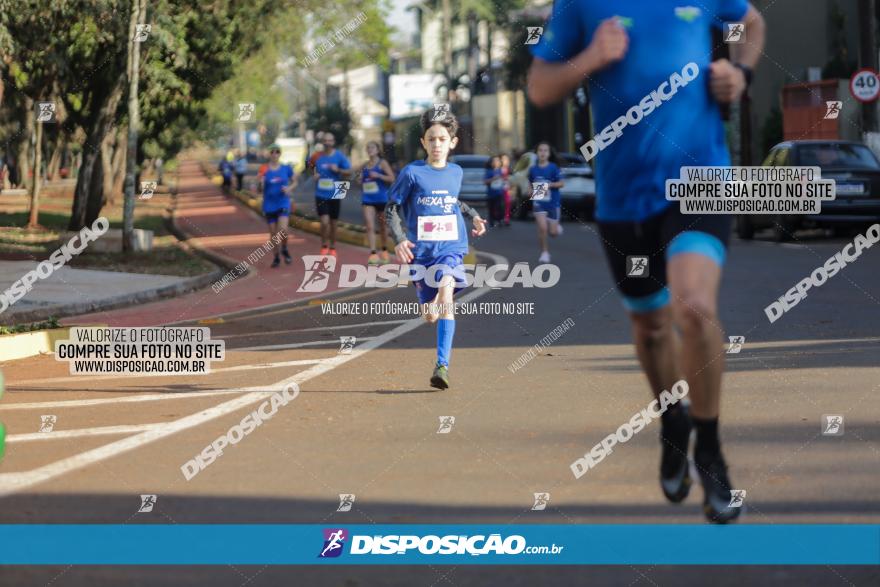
[667, 231, 726, 266]
[622, 288, 670, 313]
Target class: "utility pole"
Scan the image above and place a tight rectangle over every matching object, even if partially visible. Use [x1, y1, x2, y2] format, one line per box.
[123, 0, 147, 252]
[858, 0, 878, 133]
[442, 0, 452, 101]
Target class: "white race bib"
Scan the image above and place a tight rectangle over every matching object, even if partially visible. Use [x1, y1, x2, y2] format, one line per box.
[417, 215, 459, 242]
[318, 178, 334, 190]
[490, 179, 504, 190]
[363, 181, 379, 194]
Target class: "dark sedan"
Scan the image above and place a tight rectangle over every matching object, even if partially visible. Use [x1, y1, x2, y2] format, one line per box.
[737, 140, 880, 241]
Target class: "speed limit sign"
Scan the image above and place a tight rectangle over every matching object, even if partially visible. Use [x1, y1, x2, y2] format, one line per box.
[850, 68, 880, 103]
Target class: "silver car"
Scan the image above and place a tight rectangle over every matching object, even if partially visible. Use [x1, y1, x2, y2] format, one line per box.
[449, 154, 491, 203]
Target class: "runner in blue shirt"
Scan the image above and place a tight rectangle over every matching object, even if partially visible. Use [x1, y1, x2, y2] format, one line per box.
[483, 156, 505, 228]
[359, 141, 396, 265]
[527, 142, 565, 263]
[259, 144, 297, 267]
[387, 107, 486, 389]
[218, 156, 233, 192]
[313, 132, 352, 256]
[528, 0, 766, 523]
[234, 151, 248, 191]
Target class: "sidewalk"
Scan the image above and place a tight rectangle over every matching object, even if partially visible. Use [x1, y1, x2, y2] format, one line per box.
[66, 160, 366, 326]
[0, 261, 191, 324]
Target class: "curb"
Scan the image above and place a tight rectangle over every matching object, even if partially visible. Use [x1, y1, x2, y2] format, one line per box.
[227, 184, 370, 249]
[0, 325, 105, 362]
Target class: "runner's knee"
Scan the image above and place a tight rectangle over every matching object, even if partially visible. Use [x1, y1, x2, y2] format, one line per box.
[672, 293, 717, 335]
[630, 308, 672, 349]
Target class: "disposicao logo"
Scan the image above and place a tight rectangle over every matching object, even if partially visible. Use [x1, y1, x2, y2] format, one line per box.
[319, 528, 348, 558]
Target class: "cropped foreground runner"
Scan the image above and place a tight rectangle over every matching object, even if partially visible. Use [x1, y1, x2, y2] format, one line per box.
[528, 1, 765, 523]
[386, 107, 486, 390]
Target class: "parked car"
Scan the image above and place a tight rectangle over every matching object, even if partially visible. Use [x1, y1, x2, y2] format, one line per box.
[737, 140, 880, 241]
[449, 154, 491, 203]
[511, 151, 596, 220]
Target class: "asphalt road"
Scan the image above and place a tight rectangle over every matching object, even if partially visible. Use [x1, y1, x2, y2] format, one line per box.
[1, 207, 878, 585]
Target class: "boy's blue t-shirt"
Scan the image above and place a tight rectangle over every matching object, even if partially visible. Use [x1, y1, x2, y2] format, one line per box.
[219, 160, 233, 177]
[361, 162, 389, 205]
[389, 160, 468, 261]
[262, 164, 294, 213]
[528, 162, 562, 207]
[484, 168, 505, 198]
[530, 0, 748, 221]
[315, 150, 352, 200]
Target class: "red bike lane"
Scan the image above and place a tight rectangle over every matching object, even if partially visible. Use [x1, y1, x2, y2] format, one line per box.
[65, 160, 366, 327]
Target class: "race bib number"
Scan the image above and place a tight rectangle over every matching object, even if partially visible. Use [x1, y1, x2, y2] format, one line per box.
[318, 178, 335, 190]
[363, 181, 379, 194]
[418, 215, 459, 242]
[490, 179, 504, 190]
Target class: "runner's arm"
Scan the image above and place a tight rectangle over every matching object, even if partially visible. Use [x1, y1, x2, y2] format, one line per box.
[385, 203, 407, 244]
[459, 202, 482, 220]
[730, 4, 765, 69]
[378, 159, 396, 184]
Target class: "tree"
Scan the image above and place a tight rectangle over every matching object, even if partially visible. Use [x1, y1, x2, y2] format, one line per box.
[306, 103, 354, 148]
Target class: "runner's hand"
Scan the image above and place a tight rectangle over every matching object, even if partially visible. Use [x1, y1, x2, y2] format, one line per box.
[395, 240, 415, 263]
[586, 19, 628, 70]
[472, 216, 487, 237]
[710, 58, 746, 104]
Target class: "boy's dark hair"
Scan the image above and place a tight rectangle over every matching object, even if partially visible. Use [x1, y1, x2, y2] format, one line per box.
[420, 106, 459, 137]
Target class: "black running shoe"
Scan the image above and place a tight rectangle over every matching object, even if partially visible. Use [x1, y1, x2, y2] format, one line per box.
[695, 450, 742, 524]
[282, 249, 292, 264]
[270, 256, 281, 268]
[660, 406, 692, 503]
[430, 364, 449, 390]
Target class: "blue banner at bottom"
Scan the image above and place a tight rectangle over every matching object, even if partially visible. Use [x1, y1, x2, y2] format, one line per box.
[0, 525, 877, 565]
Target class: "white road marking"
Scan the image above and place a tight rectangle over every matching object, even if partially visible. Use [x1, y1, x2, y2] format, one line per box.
[7, 424, 160, 443]
[0, 252, 506, 497]
[220, 319, 411, 339]
[0, 390, 243, 410]
[235, 337, 376, 352]
[9, 359, 324, 387]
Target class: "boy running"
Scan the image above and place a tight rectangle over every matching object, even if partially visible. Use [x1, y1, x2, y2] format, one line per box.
[360, 141, 396, 265]
[386, 107, 486, 389]
[529, 142, 564, 263]
[528, 0, 765, 523]
[259, 144, 297, 267]
[313, 132, 351, 256]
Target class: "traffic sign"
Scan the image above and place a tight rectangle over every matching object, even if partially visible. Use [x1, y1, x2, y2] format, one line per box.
[850, 68, 880, 103]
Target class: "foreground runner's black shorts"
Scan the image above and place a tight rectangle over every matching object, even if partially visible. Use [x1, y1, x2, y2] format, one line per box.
[597, 205, 732, 313]
[315, 198, 341, 219]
